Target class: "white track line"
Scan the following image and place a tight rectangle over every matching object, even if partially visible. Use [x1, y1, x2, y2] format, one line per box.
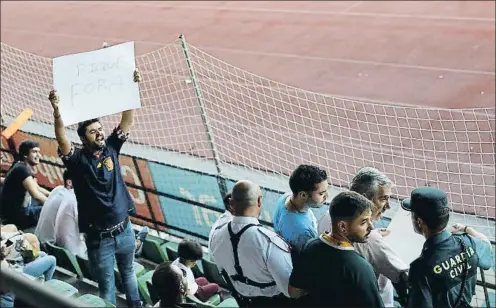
[3, 28, 494, 76]
[340, 1, 363, 14]
[48, 1, 496, 22]
[199, 46, 496, 76]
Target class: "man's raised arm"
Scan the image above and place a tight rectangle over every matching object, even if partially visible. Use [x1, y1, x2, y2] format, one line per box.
[49, 90, 71, 155]
[118, 69, 141, 134]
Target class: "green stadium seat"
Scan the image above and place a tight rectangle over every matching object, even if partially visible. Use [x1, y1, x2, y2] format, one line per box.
[22, 226, 36, 234]
[43, 279, 79, 298]
[192, 251, 209, 277]
[186, 294, 221, 307]
[114, 261, 146, 293]
[163, 241, 179, 261]
[147, 279, 223, 307]
[21, 272, 44, 282]
[39, 242, 49, 253]
[143, 237, 168, 264]
[134, 262, 146, 277]
[201, 258, 229, 289]
[205, 294, 221, 306]
[146, 280, 159, 306]
[76, 294, 115, 307]
[202, 251, 211, 261]
[76, 254, 95, 281]
[137, 270, 155, 306]
[192, 264, 204, 278]
[46, 242, 84, 278]
[216, 298, 239, 307]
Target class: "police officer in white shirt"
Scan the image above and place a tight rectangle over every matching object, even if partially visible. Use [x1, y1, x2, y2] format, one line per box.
[210, 180, 296, 307]
[208, 192, 233, 263]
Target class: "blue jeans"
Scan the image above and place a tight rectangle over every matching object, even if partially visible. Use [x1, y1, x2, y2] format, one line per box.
[86, 221, 141, 307]
[1, 252, 56, 306]
[23, 252, 56, 280]
[23, 199, 43, 227]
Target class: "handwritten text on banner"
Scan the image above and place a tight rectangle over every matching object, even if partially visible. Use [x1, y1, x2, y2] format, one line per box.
[52, 41, 141, 126]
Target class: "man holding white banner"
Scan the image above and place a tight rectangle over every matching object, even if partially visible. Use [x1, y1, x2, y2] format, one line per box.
[48, 42, 142, 308]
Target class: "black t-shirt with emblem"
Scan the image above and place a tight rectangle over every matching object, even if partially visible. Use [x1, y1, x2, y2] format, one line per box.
[290, 235, 384, 307]
[0, 162, 33, 227]
[58, 127, 136, 232]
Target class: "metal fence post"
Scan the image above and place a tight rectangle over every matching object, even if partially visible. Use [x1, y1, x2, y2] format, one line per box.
[178, 34, 228, 198]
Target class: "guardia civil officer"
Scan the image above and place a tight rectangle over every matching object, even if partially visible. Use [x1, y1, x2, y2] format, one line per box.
[402, 186, 493, 307]
[210, 180, 299, 307]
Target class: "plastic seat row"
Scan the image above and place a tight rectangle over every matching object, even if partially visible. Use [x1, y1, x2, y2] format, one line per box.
[20, 275, 114, 307]
[137, 269, 238, 307]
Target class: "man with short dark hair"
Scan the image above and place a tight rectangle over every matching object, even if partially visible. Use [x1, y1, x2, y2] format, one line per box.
[273, 165, 328, 253]
[402, 186, 493, 307]
[0, 140, 49, 228]
[173, 239, 221, 302]
[289, 191, 384, 307]
[48, 69, 142, 307]
[317, 167, 408, 306]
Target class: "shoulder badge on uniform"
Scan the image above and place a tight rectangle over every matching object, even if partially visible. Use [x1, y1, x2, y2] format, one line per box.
[215, 222, 229, 231]
[257, 227, 291, 253]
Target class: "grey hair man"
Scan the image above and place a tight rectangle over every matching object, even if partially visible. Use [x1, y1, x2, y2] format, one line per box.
[349, 166, 394, 222]
[318, 167, 393, 233]
[317, 167, 409, 307]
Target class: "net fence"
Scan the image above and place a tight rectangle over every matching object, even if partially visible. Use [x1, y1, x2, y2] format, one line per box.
[1, 38, 495, 239]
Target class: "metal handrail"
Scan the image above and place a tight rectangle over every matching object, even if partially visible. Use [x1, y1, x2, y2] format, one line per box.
[0, 264, 87, 308]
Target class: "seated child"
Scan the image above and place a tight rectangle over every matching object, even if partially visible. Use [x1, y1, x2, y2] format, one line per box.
[172, 239, 221, 302]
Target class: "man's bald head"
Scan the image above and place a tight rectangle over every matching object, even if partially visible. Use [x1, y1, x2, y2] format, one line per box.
[231, 180, 262, 216]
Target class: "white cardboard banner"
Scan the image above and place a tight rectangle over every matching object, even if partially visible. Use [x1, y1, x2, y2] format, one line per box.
[384, 208, 425, 265]
[52, 41, 141, 127]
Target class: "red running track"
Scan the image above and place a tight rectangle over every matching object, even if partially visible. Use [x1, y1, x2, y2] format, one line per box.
[1, 1, 494, 108]
[1, 1, 495, 218]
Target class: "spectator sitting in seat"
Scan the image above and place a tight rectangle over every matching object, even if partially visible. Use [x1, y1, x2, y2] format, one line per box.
[49, 169, 88, 257]
[173, 239, 221, 303]
[152, 261, 196, 308]
[208, 192, 233, 263]
[273, 165, 328, 253]
[0, 140, 50, 229]
[1, 223, 57, 308]
[35, 170, 75, 245]
[0, 245, 14, 308]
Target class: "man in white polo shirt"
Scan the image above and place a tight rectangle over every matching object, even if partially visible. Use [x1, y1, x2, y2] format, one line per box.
[35, 170, 74, 245]
[53, 173, 86, 257]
